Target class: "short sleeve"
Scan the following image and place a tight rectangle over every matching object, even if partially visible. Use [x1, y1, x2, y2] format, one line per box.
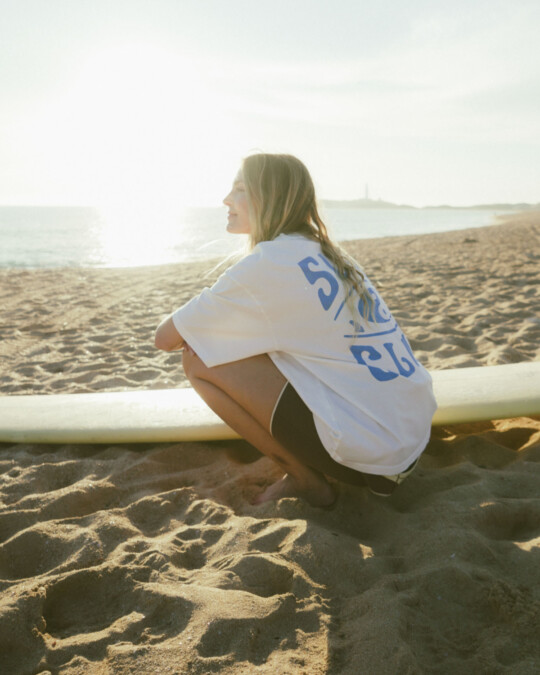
[171, 270, 278, 368]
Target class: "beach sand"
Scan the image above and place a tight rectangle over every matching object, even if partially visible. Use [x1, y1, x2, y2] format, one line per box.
[0, 212, 539, 674]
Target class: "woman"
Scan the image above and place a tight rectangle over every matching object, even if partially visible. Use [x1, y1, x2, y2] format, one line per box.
[155, 154, 436, 507]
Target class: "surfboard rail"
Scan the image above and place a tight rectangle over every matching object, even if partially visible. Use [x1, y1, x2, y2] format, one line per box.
[0, 361, 538, 444]
[430, 361, 540, 425]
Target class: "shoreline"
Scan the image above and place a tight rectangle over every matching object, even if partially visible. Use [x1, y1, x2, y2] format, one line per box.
[1, 207, 537, 273]
[1, 211, 538, 396]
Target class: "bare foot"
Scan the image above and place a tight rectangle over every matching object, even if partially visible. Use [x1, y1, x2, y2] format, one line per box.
[252, 474, 336, 507]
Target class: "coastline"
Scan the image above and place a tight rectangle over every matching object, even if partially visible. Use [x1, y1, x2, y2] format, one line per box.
[0, 211, 539, 674]
[0, 204, 526, 270]
[1, 211, 538, 396]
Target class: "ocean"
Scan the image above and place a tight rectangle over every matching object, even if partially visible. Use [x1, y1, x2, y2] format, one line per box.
[0, 205, 513, 269]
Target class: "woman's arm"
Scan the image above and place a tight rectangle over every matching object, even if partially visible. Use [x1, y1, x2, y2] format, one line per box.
[154, 315, 186, 352]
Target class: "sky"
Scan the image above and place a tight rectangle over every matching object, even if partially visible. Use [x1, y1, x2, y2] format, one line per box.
[1, 0, 539, 209]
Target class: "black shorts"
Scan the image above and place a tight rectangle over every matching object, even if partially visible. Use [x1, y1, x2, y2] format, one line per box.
[270, 382, 419, 496]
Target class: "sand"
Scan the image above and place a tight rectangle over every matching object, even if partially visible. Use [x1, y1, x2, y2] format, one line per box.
[0, 212, 539, 674]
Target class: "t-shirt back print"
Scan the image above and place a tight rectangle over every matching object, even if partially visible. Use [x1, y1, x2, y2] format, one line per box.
[297, 252, 421, 383]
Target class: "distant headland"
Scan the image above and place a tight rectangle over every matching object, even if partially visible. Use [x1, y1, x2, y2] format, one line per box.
[320, 198, 540, 210]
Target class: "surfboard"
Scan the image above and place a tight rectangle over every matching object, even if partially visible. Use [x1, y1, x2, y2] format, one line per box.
[0, 361, 538, 444]
[431, 360, 540, 425]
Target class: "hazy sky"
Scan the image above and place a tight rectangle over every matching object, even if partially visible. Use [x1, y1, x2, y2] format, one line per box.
[1, 0, 539, 209]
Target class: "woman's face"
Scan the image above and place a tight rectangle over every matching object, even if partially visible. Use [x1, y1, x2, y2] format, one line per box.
[223, 170, 252, 234]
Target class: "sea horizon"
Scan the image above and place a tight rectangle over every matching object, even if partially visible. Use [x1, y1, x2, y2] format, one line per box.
[0, 204, 529, 270]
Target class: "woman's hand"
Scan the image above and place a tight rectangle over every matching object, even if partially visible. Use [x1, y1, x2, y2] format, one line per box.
[154, 315, 185, 352]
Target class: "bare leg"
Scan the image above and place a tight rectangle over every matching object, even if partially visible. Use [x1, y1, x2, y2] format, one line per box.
[182, 350, 336, 506]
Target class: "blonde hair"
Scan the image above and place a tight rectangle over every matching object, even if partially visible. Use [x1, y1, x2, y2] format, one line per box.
[242, 153, 373, 316]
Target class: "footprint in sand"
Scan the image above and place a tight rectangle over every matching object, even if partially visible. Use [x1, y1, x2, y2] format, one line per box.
[168, 534, 207, 571]
[14, 365, 39, 378]
[196, 592, 320, 661]
[0, 524, 103, 580]
[40, 359, 72, 374]
[89, 333, 121, 343]
[42, 565, 191, 640]
[210, 553, 295, 597]
[91, 376, 133, 389]
[248, 520, 304, 553]
[471, 500, 540, 543]
[125, 368, 162, 383]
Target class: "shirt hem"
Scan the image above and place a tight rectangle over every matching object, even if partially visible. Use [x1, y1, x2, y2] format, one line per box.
[326, 425, 431, 476]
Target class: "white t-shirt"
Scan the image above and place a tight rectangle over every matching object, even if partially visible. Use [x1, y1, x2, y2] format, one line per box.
[172, 234, 437, 475]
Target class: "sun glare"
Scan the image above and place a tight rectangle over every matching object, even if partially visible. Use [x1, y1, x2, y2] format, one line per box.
[50, 42, 236, 210]
[95, 200, 182, 267]
[46, 41, 239, 263]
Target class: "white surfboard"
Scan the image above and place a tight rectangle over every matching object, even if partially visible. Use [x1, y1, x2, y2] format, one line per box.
[430, 360, 540, 425]
[0, 361, 538, 444]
